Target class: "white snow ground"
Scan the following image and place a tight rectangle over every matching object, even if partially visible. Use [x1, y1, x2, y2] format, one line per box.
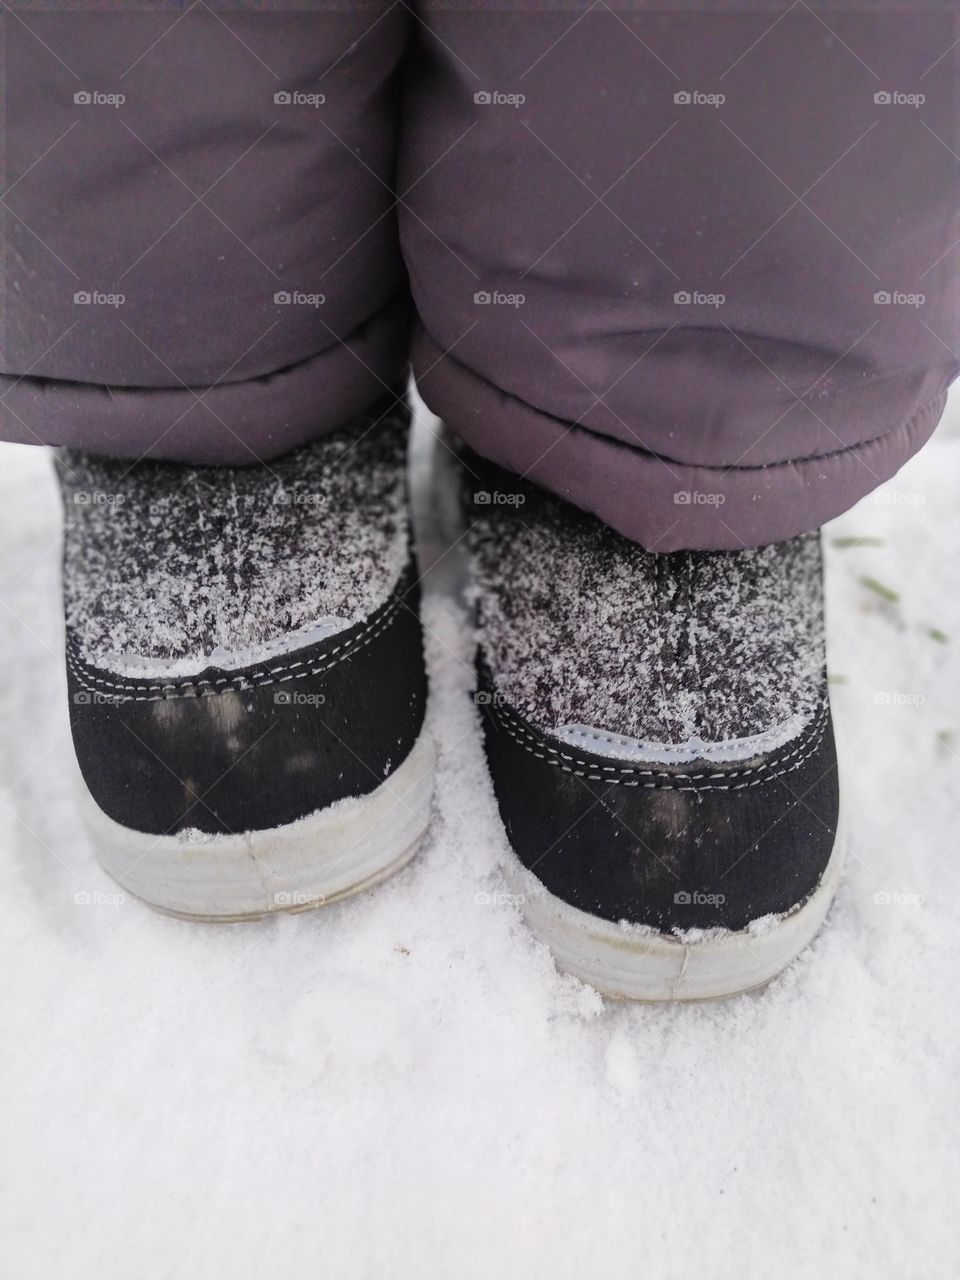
[0, 391, 958, 1279]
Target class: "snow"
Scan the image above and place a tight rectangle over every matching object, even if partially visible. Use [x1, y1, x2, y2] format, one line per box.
[468, 462, 825, 749]
[1, 390, 958, 1278]
[59, 398, 410, 670]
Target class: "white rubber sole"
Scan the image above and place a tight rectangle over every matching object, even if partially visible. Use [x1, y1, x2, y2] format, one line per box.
[79, 731, 436, 921]
[503, 821, 846, 1002]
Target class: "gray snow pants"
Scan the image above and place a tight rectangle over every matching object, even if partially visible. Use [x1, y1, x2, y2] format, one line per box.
[2, 2, 957, 550]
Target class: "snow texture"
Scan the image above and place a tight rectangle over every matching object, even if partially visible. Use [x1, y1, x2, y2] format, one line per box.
[57, 396, 409, 672]
[467, 461, 825, 752]
[0, 390, 958, 1279]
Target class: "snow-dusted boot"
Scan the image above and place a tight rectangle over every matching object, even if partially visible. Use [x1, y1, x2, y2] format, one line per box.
[466, 455, 843, 1001]
[58, 396, 435, 920]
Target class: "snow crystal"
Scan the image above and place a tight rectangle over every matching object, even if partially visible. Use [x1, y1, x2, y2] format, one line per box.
[465, 451, 826, 748]
[57, 396, 410, 670]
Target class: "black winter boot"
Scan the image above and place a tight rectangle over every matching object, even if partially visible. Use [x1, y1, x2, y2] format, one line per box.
[59, 396, 434, 920]
[467, 456, 842, 1000]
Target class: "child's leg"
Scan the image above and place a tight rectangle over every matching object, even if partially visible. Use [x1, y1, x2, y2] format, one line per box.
[404, 4, 957, 997]
[4, 7, 435, 918]
[2, 4, 411, 461]
[402, 3, 957, 549]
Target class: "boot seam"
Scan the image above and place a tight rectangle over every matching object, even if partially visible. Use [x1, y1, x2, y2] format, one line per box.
[66, 573, 411, 703]
[486, 696, 830, 790]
